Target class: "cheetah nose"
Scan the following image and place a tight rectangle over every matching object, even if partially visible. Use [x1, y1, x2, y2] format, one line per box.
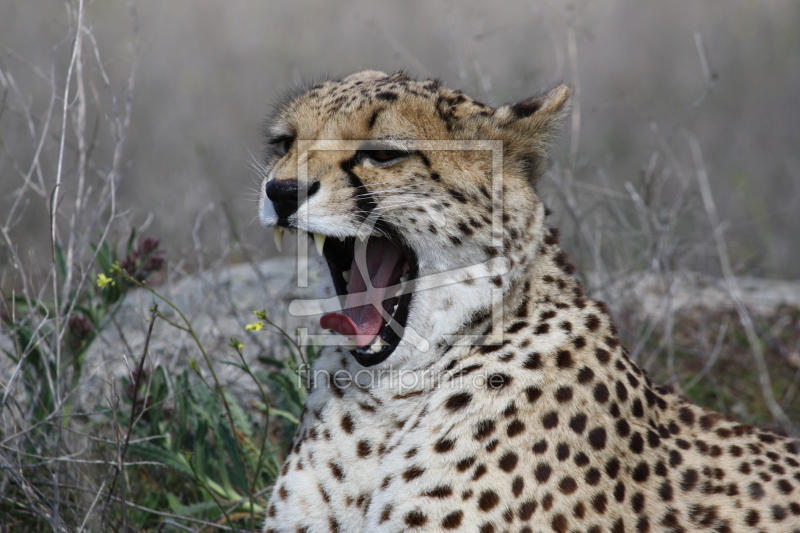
[266, 179, 300, 220]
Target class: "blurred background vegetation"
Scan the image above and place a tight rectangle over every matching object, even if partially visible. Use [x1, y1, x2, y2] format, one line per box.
[0, 1, 798, 531]
[2, 0, 798, 279]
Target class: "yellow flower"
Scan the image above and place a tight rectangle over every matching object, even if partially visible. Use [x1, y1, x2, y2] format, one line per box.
[97, 273, 115, 289]
[245, 321, 264, 331]
[235, 343, 244, 350]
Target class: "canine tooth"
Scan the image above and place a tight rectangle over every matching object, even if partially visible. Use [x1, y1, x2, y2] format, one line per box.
[371, 232, 381, 237]
[313, 233, 326, 256]
[399, 274, 409, 283]
[342, 270, 351, 282]
[395, 288, 403, 297]
[371, 338, 386, 353]
[273, 227, 285, 252]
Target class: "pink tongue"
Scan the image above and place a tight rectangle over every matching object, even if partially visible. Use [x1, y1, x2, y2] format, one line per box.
[320, 238, 404, 347]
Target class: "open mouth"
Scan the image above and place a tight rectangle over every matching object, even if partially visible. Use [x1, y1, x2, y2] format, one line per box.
[315, 233, 417, 367]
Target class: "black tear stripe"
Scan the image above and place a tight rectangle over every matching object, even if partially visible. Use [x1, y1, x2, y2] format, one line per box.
[340, 158, 377, 222]
[368, 109, 383, 130]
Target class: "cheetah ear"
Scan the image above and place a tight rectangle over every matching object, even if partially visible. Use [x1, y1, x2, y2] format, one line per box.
[493, 84, 571, 128]
[492, 84, 572, 183]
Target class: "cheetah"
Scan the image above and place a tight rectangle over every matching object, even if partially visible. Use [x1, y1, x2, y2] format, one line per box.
[257, 70, 800, 532]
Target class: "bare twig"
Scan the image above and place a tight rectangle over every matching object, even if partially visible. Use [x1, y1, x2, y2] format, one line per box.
[689, 134, 792, 433]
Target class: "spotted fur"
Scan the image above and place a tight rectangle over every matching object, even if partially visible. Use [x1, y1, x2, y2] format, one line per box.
[258, 71, 800, 532]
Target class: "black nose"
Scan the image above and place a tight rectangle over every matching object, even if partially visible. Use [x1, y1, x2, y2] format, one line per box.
[266, 179, 300, 220]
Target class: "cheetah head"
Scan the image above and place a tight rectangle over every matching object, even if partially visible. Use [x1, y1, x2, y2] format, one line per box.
[259, 71, 570, 369]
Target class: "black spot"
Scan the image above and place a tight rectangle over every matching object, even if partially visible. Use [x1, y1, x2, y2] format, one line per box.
[478, 490, 500, 511]
[534, 323, 550, 335]
[535, 462, 552, 483]
[557, 443, 570, 461]
[631, 492, 645, 513]
[457, 456, 476, 471]
[772, 505, 786, 521]
[592, 492, 607, 513]
[533, 439, 548, 454]
[357, 440, 371, 457]
[748, 482, 765, 500]
[574, 452, 590, 467]
[552, 514, 568, 533]
[474, 420, 496, 441]
[556, 350, 574, 368]
[629, 432, 644, 453]
[678, 406, 695, 426]
[376, 91, 398, 101]
[606, 458, 621, 479]
[445, 392, 472, 411]
[448, 188, 468, 203]
[616, 380, 629, 402]
[632, 462, 650, 482]
[402, 465, 425, 482]
[506, 321, 526, 334]
[518, 499, 537, 522]
[442, 510, 463, 529]
[499, 451, 519, 472]
[659, 481, 673, 501]
[594, 383, 610, 403]
[523, 352, 542, 370]
[588, 427, 607, 450]
[555, 386, 573, 403]
[585, 468, 602, 485]
[507, 420, 525, 438]
[614, 481, 626, 502]
[595, 348, 611, 364]
[570, 413, 587, 434]
[578, 366, 595, 383]
[776, 479, 793, 494]
[559, 477, 578, 495]
[647, 430, 661, 448]
[669, 449, 683, 467]
[681, 469, 699, 491]
[457, 221, 474, 236]
[341, 413, 354, 434]
[435, 438, 456, 453]
[631, 399, 644, 418]
[423, 485, 453, 498]
[472, 463, 488, 480]
[404, 509, 427, 526]
[329, 461, 345, 481]
[542, 411, 559, 429]
[525, 386, 543, 403]
[488, 373, 512, 390]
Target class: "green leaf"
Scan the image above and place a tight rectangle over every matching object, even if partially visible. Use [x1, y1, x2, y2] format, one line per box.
[126, 441, 193, 476]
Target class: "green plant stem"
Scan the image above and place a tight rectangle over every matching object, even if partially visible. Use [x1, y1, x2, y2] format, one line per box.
[117, 272, 258, 513]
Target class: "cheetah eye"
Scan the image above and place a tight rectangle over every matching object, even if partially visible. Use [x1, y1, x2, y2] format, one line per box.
[357, 144, 410, 167]
[270, 135, 295, 157]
